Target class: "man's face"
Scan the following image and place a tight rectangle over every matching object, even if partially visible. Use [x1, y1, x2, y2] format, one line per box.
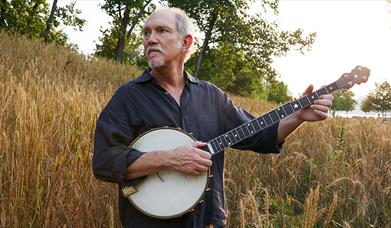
[143, 11, 183, 69]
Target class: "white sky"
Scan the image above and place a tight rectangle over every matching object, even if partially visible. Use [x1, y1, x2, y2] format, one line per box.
[61, 0, 391, 100]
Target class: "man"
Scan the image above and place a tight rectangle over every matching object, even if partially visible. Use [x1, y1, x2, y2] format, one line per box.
[93, 7, 333, 228]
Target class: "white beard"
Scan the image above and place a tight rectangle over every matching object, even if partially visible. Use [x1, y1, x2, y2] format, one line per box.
[146, 40, 183, 69]
[148, 58, 165, 69]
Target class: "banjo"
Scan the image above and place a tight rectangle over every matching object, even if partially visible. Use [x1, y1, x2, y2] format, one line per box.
[122, 66, 370, 219]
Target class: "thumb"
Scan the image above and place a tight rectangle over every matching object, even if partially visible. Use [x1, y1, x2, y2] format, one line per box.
[192, 141, 207, 148]
[303, 84, 314, 95]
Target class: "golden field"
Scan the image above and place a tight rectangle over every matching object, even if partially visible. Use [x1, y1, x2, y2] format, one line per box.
[0, 32, 390, 227]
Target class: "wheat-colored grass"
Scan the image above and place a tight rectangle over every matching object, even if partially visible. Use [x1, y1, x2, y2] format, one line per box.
[1, 32, 390, 227]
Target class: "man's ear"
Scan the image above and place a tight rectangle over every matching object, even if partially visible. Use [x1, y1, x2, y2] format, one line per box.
[182, 34, 193, 53]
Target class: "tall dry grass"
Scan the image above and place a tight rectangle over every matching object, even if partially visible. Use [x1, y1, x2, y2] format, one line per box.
[1, 32, 390, 227]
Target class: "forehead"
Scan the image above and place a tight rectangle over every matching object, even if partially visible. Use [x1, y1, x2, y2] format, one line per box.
[144, 10, 177, 30]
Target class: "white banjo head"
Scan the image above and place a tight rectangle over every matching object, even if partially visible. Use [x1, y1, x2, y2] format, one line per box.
[129, 128, 209, 219]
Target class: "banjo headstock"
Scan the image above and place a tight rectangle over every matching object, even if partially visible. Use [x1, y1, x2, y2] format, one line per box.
[335, 66, 370, 90]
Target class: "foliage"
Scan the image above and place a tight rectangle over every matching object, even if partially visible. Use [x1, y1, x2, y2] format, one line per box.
[167, 0, 315, 99]
[95, 25, 144, 65]
[0, 0, 48, 37]
[185, 42, 268, 99]
[266, 80, 291, 103]
[361, 81, 391, 117]
[331, 90, 357, 116]
[94, 0, 155, 62]
[0, 0, 85, 48]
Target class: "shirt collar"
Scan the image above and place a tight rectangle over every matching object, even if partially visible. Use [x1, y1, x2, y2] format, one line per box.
[134, 68, 199, 84]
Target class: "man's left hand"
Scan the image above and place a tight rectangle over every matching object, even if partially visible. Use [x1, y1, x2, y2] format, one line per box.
[296, 84, 333, 122]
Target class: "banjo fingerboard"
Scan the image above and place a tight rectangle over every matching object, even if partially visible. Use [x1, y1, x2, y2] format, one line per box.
[206, 82, 339, 155]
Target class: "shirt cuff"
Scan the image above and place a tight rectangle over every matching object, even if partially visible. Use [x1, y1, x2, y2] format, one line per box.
[257, 121, 284, 154]
[118, 148, 145, 187]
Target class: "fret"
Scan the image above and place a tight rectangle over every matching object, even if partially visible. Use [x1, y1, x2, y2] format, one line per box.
[213, 140, 221, 153]
[216, 137, 225, 150]
[215, 138, 224, 152]
[324, 83, 337, 94]
[237, 127, 245, 140]
[220, 135, 229, 147]
[252, 119, 261, 131]
[327, 82, 338, 93]
[241, 124, 250, 136]
[299, 96, 310, 108]
[290, 100, 302, 111]
[269, 110, 280, 122]
[275, 107, 287, 119]
[245, 122, 256, 135]
[227, 131, 236, 145]
[225, 133, 234, 146]
[257, 116, 267, 129]
[308, 92, 319, 103]
[317, 87, 328, 96]
[282, 103, 294, 116]
[264, 113, 273, 125]
[243, 123, 250, 137]
[211, 140, 220, 152]
[305, 95, 311, 104]
[233, 129, 242, 141]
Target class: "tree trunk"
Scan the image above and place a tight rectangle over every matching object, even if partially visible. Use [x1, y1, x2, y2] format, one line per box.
[43, 0, 58, 42]
[0, 0, 9, 28]
[194, 12, 218, 78]
[115, 3, 131, 63]
[115, 0, 152, 63]
[125, 0, 152, 40]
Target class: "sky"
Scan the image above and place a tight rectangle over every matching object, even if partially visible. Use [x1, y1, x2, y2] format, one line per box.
[61, 0, 391, 101]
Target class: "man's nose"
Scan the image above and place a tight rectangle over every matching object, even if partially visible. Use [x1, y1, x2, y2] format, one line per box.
[145, 31, 158, 45]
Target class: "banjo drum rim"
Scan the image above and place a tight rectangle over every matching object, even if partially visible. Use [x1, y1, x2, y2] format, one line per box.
[125, 127, 211, 219]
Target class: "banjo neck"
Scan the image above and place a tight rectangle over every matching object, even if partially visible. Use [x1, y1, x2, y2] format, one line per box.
[204, 66, 370, 156]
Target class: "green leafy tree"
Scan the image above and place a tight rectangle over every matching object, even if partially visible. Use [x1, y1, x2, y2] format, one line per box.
[95, 0, 155, 63]
[185, 42, 268, 98]
[167, 0, 315, 99]
[267, 80, 291, 103]
[43, 0, 86, 45]
[331, 90, 357, 117]
[361, 81, 391, 118]
[0, 0, 48, 37]
[0, 0, 85, 47]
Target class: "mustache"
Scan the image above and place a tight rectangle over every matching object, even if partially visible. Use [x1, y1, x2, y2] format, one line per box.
[145, 45, 164, 54]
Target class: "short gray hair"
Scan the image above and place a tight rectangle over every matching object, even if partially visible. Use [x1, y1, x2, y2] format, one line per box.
[155, 7, 196, 62]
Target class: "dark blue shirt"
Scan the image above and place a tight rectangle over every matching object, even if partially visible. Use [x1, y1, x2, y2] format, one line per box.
[93, 69, 282, 227]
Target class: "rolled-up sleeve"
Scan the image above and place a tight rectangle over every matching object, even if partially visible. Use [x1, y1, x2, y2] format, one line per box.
[92, 87, 145, 186]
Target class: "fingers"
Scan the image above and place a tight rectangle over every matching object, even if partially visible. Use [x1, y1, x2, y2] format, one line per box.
[311, 108, 329, 119]
[303, 84, 314, 95]
[308, 94, 333, 119]
[170, 142, 212, 176]
[192, 141, 211, 159]
[192, 141, 207, 148]
[312, 95, 333, 110]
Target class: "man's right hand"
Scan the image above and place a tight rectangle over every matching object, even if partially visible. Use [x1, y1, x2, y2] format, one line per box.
[167, 141, 212, 176]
